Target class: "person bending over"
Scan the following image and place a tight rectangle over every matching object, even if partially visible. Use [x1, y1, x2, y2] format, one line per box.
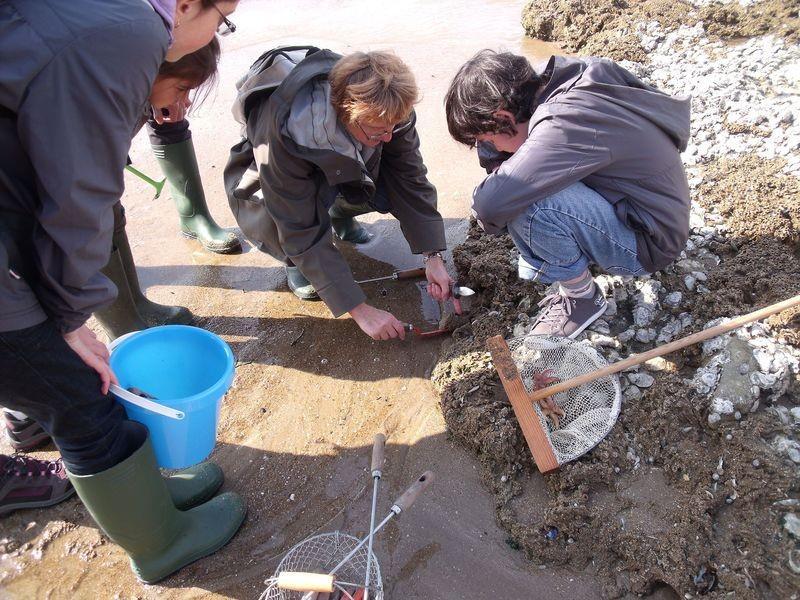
[445, 50, 691, 338]
[0, 0, 244, 582]
[226, 49, 455, 341]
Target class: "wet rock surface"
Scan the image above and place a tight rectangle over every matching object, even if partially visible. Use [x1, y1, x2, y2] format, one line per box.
[434, 1, 800, 597]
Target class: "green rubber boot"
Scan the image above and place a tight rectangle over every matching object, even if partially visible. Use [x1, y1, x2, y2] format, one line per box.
[67, 438, 246, 584]
[114, 226, 194, 332]
[285, 266, 318, 300]
[94, 248, 149, 340]
[165, 462, 223, 510]
[152, 138, 242, 255]
[328, 198, 374, 244]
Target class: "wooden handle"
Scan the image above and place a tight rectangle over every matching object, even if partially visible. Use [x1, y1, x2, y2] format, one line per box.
[529, 293, 800, 402]
[371, 433, 386, 474]
[277, 572, 335, 592]
[395, 267, 427, 280]
[487, 336, 560, 473]
[392, 471, 434, 512]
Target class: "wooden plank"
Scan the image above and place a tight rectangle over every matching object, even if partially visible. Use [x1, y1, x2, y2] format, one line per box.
[486, 335, 560, 474]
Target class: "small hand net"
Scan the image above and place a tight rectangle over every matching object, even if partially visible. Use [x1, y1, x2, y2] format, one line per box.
[259, 532, 383, 600]
[508, 334, 621, 465]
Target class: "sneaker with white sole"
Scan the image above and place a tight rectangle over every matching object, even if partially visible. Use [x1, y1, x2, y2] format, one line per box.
[529, 286, 608, 339]
[0, 455, 75, 516]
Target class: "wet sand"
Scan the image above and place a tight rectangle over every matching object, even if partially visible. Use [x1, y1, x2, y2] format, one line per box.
[0, 1, 595, 599]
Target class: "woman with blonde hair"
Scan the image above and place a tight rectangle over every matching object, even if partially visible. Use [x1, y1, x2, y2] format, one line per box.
[226, 49, 457, 340]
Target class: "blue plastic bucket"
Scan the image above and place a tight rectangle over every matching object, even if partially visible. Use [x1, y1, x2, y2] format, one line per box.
[109, 325, 235, 469]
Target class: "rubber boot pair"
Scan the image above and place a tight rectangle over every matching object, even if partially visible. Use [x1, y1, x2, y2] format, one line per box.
[328, 198, 374, 245]
[152, 138, 242, 255]
[67, 435, 246, 584]
[94, 226, 193, 341]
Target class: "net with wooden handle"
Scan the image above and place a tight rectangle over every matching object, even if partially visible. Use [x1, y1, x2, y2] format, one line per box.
[392, 471, 435, 512]
[371, 434, 385, 476]
[277, 571, 335, 592]
[529, 294, 800, 402]
[486, 336, 560, 473]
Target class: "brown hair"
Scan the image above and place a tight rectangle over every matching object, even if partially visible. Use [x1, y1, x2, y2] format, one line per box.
[445, 49, 543, 147]
[329, 51, 419, 125]
[157, 36, 220, 95]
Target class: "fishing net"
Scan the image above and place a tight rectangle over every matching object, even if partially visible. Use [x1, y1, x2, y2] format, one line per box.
[259, 532, 383, 600]
[508, 334, 621, 465]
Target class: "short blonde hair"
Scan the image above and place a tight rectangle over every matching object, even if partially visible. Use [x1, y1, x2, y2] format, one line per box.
[329, 51, 419, 125]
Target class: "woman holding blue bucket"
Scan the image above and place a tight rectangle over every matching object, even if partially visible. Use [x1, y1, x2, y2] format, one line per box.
[0, 0, 245, 584]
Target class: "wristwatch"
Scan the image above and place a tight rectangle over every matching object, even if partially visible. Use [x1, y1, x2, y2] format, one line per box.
[422, 251, 443, 265]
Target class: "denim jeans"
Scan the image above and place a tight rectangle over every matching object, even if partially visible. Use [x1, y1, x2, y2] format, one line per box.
[0, 320, 145, 475]
[507, 182, 648, 284]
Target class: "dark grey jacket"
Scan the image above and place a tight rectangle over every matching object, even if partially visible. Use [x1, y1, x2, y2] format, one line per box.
[225, 49, 446, 317]
[0, 0, 168, 333]
[473, 56, 691, 273]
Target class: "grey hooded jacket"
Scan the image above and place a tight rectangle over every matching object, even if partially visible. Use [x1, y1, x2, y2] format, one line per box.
[224, 49, 446, 317]
[0, 0, 168, 333]
[473, 55, 691, 273]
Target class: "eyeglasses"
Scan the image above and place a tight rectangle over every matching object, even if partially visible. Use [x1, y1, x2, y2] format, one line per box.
[356, 120, 408, 141]
[211, 1, 236, 36]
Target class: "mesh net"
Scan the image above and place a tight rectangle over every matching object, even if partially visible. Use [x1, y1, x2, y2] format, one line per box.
[508, 334, 621, 465]
[259, 532, 383, 600]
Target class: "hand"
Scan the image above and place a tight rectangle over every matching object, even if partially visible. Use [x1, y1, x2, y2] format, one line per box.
[349, 303, 407, 341]
[152, 100, 189, 124]
[424, 255, 462, 314]
[63, 325, 119, 395]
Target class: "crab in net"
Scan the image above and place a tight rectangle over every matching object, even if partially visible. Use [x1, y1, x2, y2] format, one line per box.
[509, 334, 622, 465]
[527, 368, 562, 428]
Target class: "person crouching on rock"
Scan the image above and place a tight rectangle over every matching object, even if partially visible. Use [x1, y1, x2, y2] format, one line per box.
[445, 50, 691, 338]
[225, 49, 455, 341]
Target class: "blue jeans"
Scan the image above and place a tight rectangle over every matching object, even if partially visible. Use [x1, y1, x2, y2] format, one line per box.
[507, 182, 648, 284]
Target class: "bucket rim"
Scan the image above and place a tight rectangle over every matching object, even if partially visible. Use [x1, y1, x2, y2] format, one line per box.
[109, 325, 235, 407]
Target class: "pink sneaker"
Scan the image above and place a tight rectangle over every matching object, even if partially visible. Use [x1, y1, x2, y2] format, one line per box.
[0, 455, 75, 516]
[529, 287, 608, 339]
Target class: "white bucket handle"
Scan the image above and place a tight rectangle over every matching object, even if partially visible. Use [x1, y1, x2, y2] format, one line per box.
[108, 331, 138, 352]
[107, 332, 185, 421]
[110, 384, 185, 421]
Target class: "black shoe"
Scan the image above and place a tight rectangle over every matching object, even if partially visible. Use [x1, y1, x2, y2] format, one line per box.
[4, 412, 52, 452]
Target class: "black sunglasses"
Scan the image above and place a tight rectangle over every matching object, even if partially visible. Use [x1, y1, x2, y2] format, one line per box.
[211, 2, 236, 36]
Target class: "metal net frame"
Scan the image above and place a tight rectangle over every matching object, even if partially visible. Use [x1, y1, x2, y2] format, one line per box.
[508, 334, 621, 465]
[259, 532, 384, 600]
